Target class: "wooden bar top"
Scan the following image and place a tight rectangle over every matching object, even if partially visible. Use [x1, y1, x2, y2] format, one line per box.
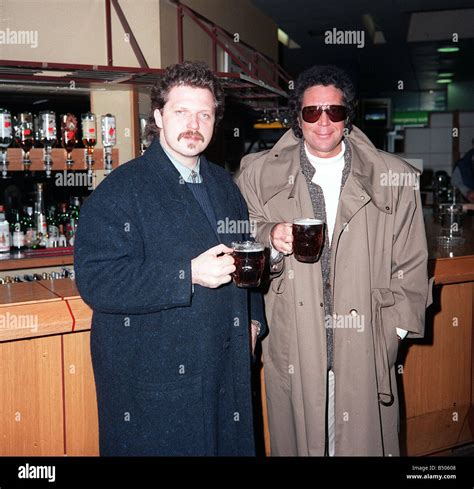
[0, 253, 74, 272]
[0, 281, 60, 306]
[0, 279, 92, 342]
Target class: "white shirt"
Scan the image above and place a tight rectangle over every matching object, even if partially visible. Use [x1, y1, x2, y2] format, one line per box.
[304, 141, 345, 245]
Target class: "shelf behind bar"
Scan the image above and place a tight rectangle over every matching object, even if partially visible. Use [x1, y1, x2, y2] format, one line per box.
[0, 251, 74, 272]
[4, 148, 119, 171]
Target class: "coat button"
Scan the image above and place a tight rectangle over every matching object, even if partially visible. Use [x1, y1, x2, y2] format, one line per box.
[360, 195, 365, 201]
[320, 302, 324, 307]
[223, 339, 230, 349]
[220, 387, 226, 395]
[349, 309, 358, 316]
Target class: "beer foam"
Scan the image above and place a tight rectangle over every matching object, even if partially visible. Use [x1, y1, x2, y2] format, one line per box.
[232, 241, 264, 252]
[293, 218, 324, 225]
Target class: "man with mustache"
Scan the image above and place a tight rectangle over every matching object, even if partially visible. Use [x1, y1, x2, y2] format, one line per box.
[237, 65, 432, 456]
[74, 61, 266, 456]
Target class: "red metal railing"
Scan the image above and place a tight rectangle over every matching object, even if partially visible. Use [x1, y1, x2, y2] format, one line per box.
[0, 0, 290, 98]
[174, 1, 291, 94]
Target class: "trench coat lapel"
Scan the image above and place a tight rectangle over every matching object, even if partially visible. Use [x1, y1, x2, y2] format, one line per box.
[332, 127, 394, 248]
[260, 130, 302, 205]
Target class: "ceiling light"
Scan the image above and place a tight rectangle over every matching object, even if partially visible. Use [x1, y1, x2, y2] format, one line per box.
[438, 72, 454, 77]
[278, 28, 300, 49]
[437, 46, 459, 53]
[33, 70, 74, 77]
[436, 78, 452, 83]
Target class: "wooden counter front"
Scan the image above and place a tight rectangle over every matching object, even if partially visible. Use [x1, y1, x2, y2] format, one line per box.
[398, 212, 474, 456]
[0, 279, 98, 456]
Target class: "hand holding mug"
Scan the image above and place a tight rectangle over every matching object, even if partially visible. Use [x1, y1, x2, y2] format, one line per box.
[270, 223, 293, 254]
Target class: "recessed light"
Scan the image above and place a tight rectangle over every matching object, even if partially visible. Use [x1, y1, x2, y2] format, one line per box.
[33, 70, 74, 77]
[437, 47, 459, 53]
[436, 78, 452, 84]
[438, 72, 454, 77]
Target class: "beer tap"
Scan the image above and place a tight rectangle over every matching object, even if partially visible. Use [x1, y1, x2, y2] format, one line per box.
[0, 109, 12, 179]
[101, 113, 116, 175]
[14, 112, 34, 173]
[81, 112, 97, 179]
[39, 111, 57, 178]
[61, 113, 78, 171]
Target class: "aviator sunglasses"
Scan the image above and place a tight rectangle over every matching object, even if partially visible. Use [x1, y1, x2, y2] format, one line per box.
[301, 105, 347, 123]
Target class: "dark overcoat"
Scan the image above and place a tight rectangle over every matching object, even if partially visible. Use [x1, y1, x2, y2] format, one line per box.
[74, 138, 266, 456]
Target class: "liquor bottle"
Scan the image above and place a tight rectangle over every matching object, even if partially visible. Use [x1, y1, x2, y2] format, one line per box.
[47, 205, 59, 238]
[81, 113, 97, 155]
[81, 113, 97, 178]
[14, 112, 34, 170]
[57, 202, 69, 237]
[34, 183, 47, 249]
[39, 111, 57, 178]
[0, 205, 11, 254]
[68, 196, 81, 246]
[61, 113, 78, 168]
[0, 108, 12, 179]
[21, 206, 36, 249]
[9, 208, 25, 253]
[101, 113, 116, 174]
[46, 205, 59, 248]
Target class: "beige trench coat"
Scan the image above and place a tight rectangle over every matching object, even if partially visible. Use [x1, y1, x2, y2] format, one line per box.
[236, 126, 433, 456]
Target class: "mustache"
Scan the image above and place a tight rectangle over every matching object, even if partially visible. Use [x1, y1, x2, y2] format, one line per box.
[178, 130, 205, 142]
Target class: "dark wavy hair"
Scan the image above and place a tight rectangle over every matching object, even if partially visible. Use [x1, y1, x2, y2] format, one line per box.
[289, 65, 357, 138]
[145, 61, 225, 141]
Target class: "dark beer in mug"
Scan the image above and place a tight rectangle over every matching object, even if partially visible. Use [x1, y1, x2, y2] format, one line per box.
[292, 218, 325, 263]
[231, 241, 265, 288]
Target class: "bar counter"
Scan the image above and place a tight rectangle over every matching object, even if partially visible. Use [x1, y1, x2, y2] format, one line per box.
[400, 211, 474, 455]
[0, 211, 473, 456]
[0, 278, 98, 455]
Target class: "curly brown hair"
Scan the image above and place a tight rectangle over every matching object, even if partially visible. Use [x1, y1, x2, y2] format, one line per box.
[145, 61, 225, 142]
[289, 65, 357, 138]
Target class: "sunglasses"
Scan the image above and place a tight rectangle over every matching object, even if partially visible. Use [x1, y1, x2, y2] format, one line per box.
[301, 105, 347, 123]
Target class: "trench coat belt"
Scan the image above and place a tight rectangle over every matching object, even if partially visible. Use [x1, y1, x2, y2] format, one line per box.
[371, 288, 396, 406]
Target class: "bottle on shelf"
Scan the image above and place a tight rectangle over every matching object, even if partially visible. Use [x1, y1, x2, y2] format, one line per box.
[57, 202, 69, 246]
[0, 108, 13, 179]
[0, 205, 11, 254]
[47, 205, 59, 247]
[34, 183, 47, 249]
[22, 205, 36, 249]
[68, 196, 81, 246]
[9, 208, 25, 254]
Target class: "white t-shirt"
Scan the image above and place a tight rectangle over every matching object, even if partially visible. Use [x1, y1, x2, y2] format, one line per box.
[304, 141, 345, 245]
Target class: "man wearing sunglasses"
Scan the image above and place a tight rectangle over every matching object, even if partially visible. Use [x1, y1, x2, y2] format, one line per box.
[236, 65, 431, 456]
